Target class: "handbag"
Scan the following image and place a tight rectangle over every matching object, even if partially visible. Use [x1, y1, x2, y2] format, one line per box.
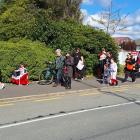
[63, 66, 68, 74]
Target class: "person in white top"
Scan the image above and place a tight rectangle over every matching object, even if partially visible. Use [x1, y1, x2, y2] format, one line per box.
[18, 64, 26, 75]
[13, 64, 26, 77]
[110, 58, 117, 80]
[109, 58, 118, 86]
[76, 56, 85, 80]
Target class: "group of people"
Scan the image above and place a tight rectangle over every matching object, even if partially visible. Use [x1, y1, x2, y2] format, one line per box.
[98, 48, 140, 85]
[53, 48, 85, 89]
[1, 48, 140, 90]
[98, 48, 118, 85]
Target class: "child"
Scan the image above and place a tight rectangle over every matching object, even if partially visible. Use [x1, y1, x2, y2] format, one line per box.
[109, 58, 118, 86]
[103, 64, 110, 84]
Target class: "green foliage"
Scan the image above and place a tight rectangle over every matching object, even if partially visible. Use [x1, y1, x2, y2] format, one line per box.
[117, 64, 124, 76]
[0, 39, 55, 82]
[0, 0, 119, 79]
[38, 20, 118, 75]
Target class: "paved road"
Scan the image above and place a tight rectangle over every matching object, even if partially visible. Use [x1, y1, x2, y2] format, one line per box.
[0, 84, 140, 140]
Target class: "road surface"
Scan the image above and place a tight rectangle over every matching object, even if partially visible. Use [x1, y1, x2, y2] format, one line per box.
[0, 84, 140, 140]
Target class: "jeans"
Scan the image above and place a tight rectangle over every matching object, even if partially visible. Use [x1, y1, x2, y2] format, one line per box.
[55, 69, 63, 84]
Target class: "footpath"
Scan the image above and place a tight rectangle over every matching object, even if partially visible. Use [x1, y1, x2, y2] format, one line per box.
[0, 77, 140, 99]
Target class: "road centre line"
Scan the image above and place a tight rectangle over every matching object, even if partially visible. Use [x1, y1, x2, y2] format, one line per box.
[0, 89, 97, 102]
[109, 89, 128, 92]
[0, 95, 64, 104]
[101, 87, 129, 92]
[0, 103, 14, 107]
[0, 94, 48, 102]
[33, 97, 61, 102]
[79, 92, 100, 96]
[0, 101, 138, 129]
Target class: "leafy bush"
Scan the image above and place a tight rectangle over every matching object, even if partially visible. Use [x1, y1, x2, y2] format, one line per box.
[38, 20, 118, 75]
[117, 64, 125, 76]
[0, 39, 55, 82]
[0, 0, 119, 77]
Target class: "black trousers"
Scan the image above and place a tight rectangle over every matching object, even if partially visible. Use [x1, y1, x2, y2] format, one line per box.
[124, 70, 136, 82]
[64, 76, 71, 88]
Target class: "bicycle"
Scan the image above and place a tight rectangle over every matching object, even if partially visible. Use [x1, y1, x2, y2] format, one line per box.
[38, 62, 56, 85]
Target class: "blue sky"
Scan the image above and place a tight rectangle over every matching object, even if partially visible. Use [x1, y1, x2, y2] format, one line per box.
[80, 0, 140, 39]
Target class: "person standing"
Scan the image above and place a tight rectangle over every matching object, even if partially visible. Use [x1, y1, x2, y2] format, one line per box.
[103, 64, 110, 84]
[53, 49, 65, 87]
[122, 53, 136, 82]
[109, 58, 118, 85]
[63, 53, 74, 89]
[98, 48, 107, 79]
[105, 52, 112, 67]
[73, 48, 82, 80]
[76, 56, 85, 80]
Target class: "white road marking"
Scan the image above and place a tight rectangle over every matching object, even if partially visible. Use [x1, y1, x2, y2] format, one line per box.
[0, 103, 14, 107]
[0, 101, 138, 129]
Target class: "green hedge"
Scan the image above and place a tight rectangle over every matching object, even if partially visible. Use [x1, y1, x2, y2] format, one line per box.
[0, 39, 55, 82]
[0, 0, 119, 78]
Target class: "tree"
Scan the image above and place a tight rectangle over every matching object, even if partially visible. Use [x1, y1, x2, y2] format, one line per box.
[91, 0, 128, 34]
[26, 0, 82, 21]
[0, 0, 118, 77]
[121, 41, 136, 51]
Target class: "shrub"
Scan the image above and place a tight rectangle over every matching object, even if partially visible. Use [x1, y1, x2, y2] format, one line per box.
[117, 64, 125, 76]
[0, 0, 119, 77]
[39, 20, 118, 75]
[0, 39, 55, 82]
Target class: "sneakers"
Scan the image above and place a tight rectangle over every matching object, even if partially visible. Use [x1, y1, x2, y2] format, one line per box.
[75, 78, 84, 80]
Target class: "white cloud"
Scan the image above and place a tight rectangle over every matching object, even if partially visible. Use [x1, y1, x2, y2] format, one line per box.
[82, 0, 94, 5]
[81, 8, 140, 39]
[125, 9, 140, 26]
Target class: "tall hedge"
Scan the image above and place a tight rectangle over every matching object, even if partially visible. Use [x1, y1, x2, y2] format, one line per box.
[38, 20, 118, 74]
[0, 0, 118, 79]
[0, 39, 55, 82]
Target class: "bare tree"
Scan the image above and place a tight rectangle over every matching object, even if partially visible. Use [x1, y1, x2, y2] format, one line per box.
[91, 0, 128, 35]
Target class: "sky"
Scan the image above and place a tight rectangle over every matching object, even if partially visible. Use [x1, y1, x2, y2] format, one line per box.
[80, 0, 140, 40]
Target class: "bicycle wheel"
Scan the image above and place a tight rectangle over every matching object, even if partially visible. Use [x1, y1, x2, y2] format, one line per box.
[38, 70, 54, 85]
